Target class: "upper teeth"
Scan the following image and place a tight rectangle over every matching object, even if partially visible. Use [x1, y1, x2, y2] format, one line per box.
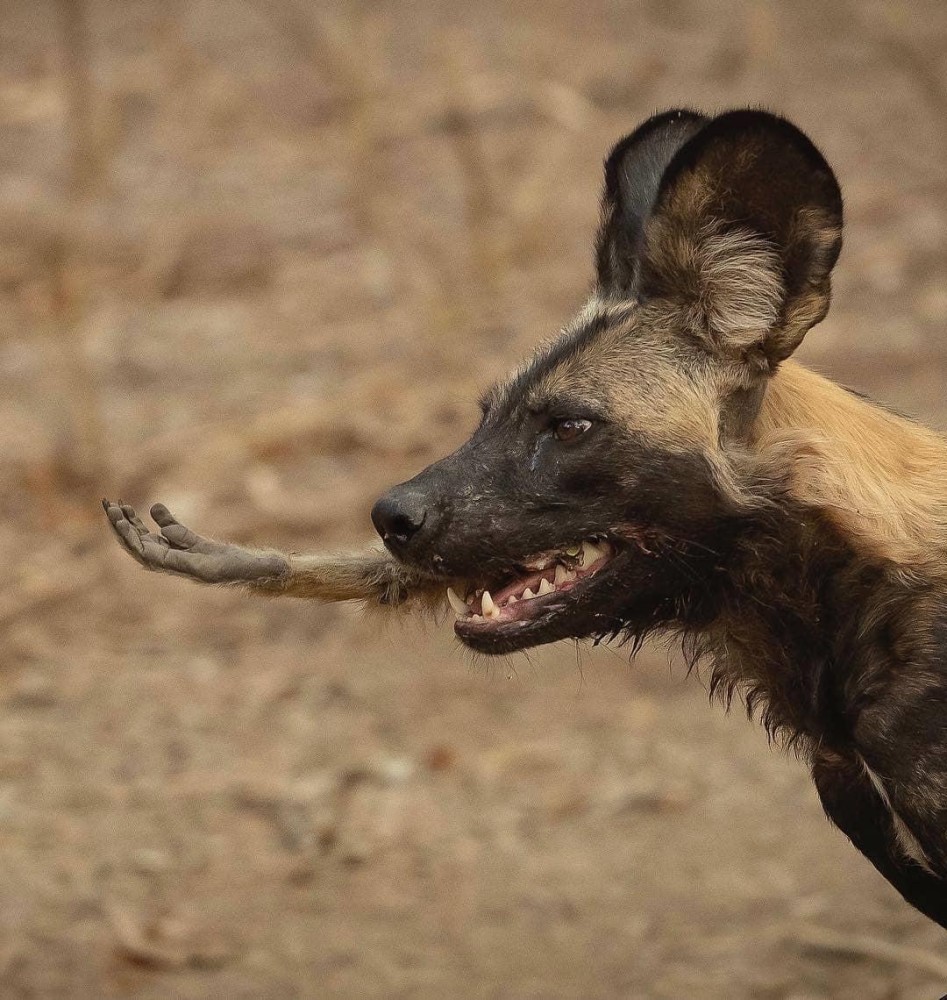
[450, 539, 610, 624]
[446, 587, 468, 616]
[523, 554, 555, 571]
[579, 540, 607, 568]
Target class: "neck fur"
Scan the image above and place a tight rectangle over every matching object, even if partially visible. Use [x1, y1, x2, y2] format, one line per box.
[750, 360, 947, 568]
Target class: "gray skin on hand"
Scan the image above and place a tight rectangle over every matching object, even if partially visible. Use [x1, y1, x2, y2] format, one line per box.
[102, 500, 289, 586]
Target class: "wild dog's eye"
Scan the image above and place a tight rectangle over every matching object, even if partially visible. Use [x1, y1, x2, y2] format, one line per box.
[553, 418, 593, 442]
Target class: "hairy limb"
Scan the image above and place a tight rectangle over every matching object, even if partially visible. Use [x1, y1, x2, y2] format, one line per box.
[278, 550, 442, 606]
[102, 500, 441, 608]
[812, 754, 947, 930]
[853, 683, 947, 877]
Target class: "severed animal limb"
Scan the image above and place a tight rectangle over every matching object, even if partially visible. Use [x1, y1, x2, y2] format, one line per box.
[102, 500, 442, 609]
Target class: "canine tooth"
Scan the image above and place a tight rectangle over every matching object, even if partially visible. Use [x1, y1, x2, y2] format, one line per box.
[482, 590, 497, 616]
[447, 587, 468, 616]
[538, 577, 554, 596]
[580, 541, 606, 567]
[554, 563, 573, 585]
[522, 587, 535, 600]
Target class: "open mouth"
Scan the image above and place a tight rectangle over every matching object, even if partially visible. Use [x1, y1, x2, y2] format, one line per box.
[448, 538, 617, 648]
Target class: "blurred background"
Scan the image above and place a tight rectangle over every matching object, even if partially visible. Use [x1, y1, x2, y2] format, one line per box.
[1, 1, 946, 997]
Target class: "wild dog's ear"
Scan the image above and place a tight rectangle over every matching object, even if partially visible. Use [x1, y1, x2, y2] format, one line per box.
[595, 109, 709, 294]
[638, 109, 843, 366]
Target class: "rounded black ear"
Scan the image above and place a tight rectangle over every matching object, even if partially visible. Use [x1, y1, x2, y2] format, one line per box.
[595, 109, 709, 294]
[639, 110, 844, 364]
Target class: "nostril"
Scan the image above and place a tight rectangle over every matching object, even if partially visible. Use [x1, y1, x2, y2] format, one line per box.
[388, 510, 424, 542]
[371, 491, 427, 546]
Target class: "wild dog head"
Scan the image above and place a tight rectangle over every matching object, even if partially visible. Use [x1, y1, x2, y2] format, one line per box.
[371, 109, 843, 654]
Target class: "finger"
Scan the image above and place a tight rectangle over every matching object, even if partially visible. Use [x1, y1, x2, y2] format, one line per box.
[120, 503, 150, 536]
[103, 499, 126, 525]
[107, 501, 169, 550]
[105, 501, 175, 569]
[108, 509, 146, 558]
[151, 503, 206, 551]
[105, 501, 139, 542]
[149, 503, 177, 527]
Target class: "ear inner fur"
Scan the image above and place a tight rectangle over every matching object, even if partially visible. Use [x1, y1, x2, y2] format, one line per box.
[642, 215, 785, 353]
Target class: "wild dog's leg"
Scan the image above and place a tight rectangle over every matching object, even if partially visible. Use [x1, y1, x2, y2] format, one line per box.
[103, 500, 435, 607]
[850, 683, 947, 875]
[812, 754, 947, 930]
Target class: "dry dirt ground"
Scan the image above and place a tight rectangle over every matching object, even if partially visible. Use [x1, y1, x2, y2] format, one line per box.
[2, 1, 947, 997]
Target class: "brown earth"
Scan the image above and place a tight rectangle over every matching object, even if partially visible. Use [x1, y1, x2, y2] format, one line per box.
[1, 1, 947, 997]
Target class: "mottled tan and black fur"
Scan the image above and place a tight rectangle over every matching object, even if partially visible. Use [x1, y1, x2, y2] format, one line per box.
[105, 109, 947, 929]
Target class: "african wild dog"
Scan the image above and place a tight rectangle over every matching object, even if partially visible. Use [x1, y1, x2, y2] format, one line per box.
[105, 108, 947, 929]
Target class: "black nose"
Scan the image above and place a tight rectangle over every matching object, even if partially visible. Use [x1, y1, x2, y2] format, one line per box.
[371, 488, 428, 547]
